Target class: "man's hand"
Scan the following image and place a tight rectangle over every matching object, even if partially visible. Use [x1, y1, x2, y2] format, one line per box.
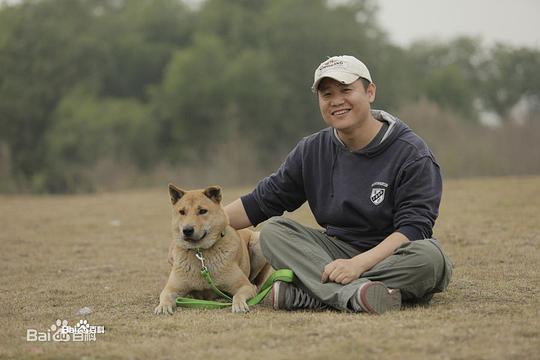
[320, 232, 410, 285]
[321, 258, 367, 285]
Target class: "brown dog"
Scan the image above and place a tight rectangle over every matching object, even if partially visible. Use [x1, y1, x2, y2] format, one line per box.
[154, 184, 272, 314]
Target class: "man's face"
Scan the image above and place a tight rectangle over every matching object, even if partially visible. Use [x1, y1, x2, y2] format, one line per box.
[317, 78, 376, 132]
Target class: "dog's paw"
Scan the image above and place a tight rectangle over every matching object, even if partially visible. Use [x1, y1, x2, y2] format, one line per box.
[154, 302, 176, 315]
[231, 298, 250, 313]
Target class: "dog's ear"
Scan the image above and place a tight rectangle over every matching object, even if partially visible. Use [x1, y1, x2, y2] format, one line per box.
[203, 186, 222, 204]
[168, 183, 185, 205]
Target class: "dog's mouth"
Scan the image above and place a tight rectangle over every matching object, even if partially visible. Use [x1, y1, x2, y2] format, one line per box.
[183, 231, 207, 243]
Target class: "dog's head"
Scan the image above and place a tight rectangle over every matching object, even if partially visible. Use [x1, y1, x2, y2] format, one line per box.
[168, 183, 228, 250]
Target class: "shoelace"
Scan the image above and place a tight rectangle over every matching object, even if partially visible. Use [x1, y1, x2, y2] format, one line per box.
[288, 286, 325, 309]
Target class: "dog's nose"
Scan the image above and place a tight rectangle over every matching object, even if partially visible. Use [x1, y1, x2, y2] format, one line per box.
[182, 226, 194, 236]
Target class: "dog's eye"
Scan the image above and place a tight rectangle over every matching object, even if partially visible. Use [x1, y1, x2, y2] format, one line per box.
[198, 209, 208, 215]
[179, 210, 186, 215]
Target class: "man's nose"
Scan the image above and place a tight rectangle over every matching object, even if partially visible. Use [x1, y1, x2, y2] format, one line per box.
[330, 95, 345, 106]
[183, 226, 194, 236]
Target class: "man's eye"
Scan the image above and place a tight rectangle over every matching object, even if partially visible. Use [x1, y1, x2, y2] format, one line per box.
[179, 210, 186, 215]
[198, 209, 208, 215]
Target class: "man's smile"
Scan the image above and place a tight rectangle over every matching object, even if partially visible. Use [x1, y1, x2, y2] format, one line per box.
[331, 108, 351, 116]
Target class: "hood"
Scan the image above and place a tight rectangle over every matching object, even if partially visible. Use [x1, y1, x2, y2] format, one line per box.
[330, 110, 412, 158]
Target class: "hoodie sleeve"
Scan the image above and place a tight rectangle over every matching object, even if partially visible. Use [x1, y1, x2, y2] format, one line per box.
[241, 140, 307, 226]
[393, 155, 442, 241]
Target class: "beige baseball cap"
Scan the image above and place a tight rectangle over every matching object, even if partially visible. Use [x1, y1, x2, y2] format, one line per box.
[311, 55, 372, 92]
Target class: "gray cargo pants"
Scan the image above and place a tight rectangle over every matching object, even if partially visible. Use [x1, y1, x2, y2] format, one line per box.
[259, 217, 453, 311]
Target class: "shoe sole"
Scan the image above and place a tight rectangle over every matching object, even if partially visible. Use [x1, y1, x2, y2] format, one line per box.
[358, 282, 401, 314]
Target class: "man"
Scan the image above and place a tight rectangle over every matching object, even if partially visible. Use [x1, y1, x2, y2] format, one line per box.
[224, 55, 453, 313]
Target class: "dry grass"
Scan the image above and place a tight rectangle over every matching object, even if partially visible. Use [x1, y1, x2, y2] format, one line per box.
[0, 176, 539, 360]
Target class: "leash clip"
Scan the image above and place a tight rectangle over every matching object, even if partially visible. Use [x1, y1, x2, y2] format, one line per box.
[195, 249, 208, 272]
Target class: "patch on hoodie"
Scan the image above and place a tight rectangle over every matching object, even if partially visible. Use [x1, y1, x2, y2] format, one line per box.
[370, 182, 388, 206]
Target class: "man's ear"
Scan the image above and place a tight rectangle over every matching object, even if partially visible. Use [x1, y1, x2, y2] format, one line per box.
[169, 183, 185, 205]
[367, 82, 376, 103]
[203, 186, 222, 204]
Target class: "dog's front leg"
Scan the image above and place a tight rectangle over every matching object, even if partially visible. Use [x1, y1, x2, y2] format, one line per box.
[226, 273, 257, 313]
[167, 239, 175, 266]
[231, 284, 257, 313]
[154, 271, 186, 315]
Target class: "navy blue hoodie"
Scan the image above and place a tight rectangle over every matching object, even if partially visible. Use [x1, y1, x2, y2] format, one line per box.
[241, 110, 442, 251]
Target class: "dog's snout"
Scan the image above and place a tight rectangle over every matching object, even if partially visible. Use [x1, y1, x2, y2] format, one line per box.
[182, 226, 194, 236]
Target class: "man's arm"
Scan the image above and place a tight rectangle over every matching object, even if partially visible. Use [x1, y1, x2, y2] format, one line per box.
[321, 232, 409, 284]
[224, 198, 252, 230]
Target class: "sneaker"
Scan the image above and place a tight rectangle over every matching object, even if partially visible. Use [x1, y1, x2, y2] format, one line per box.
[352, 281, 401, 314]
[272, 281, 326, 310]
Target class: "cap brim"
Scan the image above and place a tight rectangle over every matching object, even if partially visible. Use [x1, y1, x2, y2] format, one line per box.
[311, 72, 360, 92]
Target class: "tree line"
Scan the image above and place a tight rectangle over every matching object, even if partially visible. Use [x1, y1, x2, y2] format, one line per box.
[0, 0, 539, 193]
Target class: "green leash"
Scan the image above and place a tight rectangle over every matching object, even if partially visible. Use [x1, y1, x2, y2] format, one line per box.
[175, 249, 294, 309]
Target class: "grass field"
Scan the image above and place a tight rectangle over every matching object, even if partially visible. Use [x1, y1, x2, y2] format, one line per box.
[1, 176, 539, 360]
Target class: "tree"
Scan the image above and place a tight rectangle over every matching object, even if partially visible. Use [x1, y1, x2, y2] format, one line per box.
[0, 0, 192, 191]
[41, 89, 154, 192]
[478, 45, 540, 121]
[406, 37, 483, 121]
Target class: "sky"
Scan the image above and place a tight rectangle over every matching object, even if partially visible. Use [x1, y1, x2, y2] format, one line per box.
[375, 0, 540, 49]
